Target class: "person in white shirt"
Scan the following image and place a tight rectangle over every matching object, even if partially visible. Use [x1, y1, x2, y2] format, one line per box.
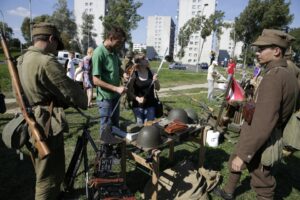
[74, 61, 84, 88]
[207, 60, 220, 100]
[66, 51, 75, 80]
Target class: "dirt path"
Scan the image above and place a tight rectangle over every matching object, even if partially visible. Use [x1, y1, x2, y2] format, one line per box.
[4, 83, 219, 114]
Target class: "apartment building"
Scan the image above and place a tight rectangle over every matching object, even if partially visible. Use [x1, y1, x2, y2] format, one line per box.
[74, 0, 107, 46]
[218, 21, 244, 63]
[146, 16, 176, 60]
[176, 0, 216, 64]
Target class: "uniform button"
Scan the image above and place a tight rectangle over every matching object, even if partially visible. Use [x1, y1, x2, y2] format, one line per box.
[247, 155, 252, 159]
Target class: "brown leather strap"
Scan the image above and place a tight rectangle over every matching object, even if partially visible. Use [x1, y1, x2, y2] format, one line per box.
[44, 101, 53, 138]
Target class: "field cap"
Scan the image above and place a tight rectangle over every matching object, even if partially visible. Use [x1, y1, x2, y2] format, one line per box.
[212, 60, 218, 65]
[32, 22, 64, 50]
[252, 29, 294, 49]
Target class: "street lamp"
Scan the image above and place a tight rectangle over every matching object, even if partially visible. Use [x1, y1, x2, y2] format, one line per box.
[0, 10, 5, 34]
[29, 0, 33, 42]
[196, 3, 208, 72]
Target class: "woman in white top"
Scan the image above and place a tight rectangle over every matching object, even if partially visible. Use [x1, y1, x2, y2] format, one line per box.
[207, 61, 220, 100]
[66, 51, 76, 80]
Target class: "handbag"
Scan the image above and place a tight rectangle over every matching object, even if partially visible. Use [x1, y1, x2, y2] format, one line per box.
[0, 93, 6, 114]
[154, 90, 163, 118]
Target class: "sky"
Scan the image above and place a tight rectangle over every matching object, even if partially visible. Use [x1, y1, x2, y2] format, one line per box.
[1, 0, 299, 43]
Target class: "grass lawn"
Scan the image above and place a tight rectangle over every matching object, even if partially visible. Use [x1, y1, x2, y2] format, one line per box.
[0, 60, 299, 199]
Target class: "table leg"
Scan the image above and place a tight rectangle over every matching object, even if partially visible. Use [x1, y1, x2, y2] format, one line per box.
[198, 126, 209, 167]
[121, 141, 126, 183]
[151, 150, 160, 200]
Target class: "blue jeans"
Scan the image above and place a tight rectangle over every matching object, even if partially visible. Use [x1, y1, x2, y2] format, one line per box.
[97, 97, 120, 137]
[133, 106, 155, 125]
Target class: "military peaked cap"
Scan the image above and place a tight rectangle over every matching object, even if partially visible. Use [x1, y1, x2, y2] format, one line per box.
[252, 29, 295, 49]
[32, 22, 64, 50]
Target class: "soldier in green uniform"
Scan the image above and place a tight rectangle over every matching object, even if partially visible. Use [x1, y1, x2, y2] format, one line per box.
[214, 29, 299, 200]
[17, 22, 87, 200]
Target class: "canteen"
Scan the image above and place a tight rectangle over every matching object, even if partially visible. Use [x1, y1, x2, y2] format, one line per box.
[206, 130, 220, 147]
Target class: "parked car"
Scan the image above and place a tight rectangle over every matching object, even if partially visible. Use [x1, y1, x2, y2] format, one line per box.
[57, 50, 82, 65]
[169, 62, 186, 70]
[197, 62, 209, 70]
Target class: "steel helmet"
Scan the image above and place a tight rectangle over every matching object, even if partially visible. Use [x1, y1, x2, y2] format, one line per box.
[136, 125, 162, 149]
[184, 108, 199, 124]
[167, 108, 189, 124]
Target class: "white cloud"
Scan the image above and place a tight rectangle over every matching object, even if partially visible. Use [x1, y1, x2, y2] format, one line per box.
[8, 7, 30, 17]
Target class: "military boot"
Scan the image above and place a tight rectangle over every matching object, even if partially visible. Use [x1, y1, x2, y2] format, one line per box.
[213, 187, 234, 200]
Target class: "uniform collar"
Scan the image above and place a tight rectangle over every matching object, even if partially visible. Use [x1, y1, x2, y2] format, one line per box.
[28, 46, 53, 56]
[265, 58, 287, 71]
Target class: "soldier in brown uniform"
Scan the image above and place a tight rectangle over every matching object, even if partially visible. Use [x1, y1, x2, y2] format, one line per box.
[214, 29, 299, 200]
[17, 23, 87, 200]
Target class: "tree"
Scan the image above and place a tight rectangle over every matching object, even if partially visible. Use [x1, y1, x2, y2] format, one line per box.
[21, 15, 51, 45]
[232, 0, 294, 67]
[51, 0, 77, 50]
[177, 11, 227, 58]
[80, 11, 97, 53]
[0, 22, 14, 41]
[289, 28, 300, 63]
[234, 0, 293, 63]
[99, 0, 143, 44]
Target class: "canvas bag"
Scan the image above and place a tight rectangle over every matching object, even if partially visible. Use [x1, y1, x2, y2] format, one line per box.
[282, 110, 300, 150]
[2, 114, 29, 149]
[261, 128, 283, 166]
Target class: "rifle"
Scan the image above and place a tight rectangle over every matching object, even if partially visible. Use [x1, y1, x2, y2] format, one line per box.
[0, 30, 50, 159]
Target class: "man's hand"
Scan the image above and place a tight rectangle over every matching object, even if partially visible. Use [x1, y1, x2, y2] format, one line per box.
[115, 86, 127, 95]
[231, 156, 245, 172]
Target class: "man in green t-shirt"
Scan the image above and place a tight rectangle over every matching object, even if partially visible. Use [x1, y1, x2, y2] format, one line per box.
[92, 26, 128, 146]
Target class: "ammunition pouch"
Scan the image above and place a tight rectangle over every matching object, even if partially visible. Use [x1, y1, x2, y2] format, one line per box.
[242, 100, 255, 125]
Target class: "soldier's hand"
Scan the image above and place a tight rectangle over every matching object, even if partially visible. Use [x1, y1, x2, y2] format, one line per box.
[231, 156, 245, 172]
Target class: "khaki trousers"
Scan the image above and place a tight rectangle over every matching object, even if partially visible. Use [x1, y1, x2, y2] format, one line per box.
[33, 133, 65, 200]
[224, 152, 276, 200]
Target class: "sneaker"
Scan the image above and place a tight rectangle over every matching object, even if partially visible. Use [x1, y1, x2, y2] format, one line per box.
[213, 187, 234, 200]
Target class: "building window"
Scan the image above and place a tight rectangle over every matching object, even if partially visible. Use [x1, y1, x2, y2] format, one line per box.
[192, 5, 196, 9]
[192, 11, 195, 15]
[188, 59, 192, 62]
[85, 2, 88, 6]
[195, 42, 198, 45]
[194, 54, 197, 57]
[90, 2, 93, 6]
